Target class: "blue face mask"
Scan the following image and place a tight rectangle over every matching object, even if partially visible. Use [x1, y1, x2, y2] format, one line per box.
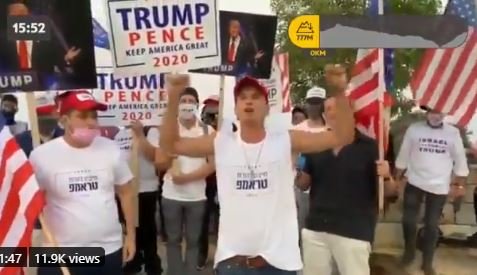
[1, 110, 16, 125]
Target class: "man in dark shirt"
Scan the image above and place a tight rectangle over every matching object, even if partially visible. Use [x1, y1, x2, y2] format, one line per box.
[15, 96, 64, 157]
[1, 94, 28, 135]
[295, 98, 397, 275]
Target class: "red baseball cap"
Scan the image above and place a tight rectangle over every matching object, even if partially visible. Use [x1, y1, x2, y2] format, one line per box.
[36, 105, 56, 116]
[234, 76, 268, 103]
[35, 93, 56, 116]
[57, 91, 107, 115]
[203, 95, 219, 105]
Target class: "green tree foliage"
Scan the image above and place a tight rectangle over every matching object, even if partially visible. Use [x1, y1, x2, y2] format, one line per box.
[271, 0, 475, 150]
[271, 0, 442, 106]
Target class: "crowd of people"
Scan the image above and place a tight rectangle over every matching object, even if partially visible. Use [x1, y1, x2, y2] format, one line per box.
[1, 64, 470, 275]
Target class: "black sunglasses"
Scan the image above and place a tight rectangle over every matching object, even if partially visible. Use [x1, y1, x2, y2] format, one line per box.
[205, 112, 218, 117]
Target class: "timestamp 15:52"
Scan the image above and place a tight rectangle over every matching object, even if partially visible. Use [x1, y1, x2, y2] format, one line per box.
[7, 15, 51, 41]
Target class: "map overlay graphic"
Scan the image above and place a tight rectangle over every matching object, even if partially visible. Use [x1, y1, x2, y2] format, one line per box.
[296, 15, 469, 48]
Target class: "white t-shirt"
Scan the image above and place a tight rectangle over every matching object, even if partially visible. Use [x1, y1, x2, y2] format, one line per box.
[291, 120, 327, 193]
[29, 136, 133, 254]
[9, 121, 28, 135]
[139, 127, 160, 193]
[113, 128, 133, 161]
[292, 120, 326, 133]
[162, 121, 213, 201]
[396, 121, 469, 195]
[213, 128, 302, 270]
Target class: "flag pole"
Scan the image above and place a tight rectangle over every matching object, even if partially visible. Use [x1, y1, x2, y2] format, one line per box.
[377, 0, 385, 214]
[218, 75, 225, 129]
[26, 93, 71, 275]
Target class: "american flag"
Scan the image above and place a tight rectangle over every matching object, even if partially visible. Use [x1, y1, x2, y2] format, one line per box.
[411, 0, 477, 127]
[92, 18, 110, 50]
[276, 53, 291, 112]
[0, 116, 45, 275]
[347, 0, 394, 151]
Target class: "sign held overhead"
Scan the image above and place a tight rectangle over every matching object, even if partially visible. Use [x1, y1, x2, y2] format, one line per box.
[106, 0, 220, 74]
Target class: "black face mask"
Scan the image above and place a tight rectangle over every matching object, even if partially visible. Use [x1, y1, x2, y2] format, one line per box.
[1, 110, 16, 125]
[306, 104, 324, 121]
[202, 112, 218, 129]
[38, 118, 58, 137]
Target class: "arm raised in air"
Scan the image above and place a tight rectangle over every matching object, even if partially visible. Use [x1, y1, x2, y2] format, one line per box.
[159, 74, 215, 158]
[291, 64, 355, 154]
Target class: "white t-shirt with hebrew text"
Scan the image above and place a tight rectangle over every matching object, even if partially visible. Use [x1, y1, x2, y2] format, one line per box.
[213, 128, 302, 270]
[29, 136, 133, 254]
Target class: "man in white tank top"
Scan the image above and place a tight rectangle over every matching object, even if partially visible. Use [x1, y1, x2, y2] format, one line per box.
[159, 65, 355, 275]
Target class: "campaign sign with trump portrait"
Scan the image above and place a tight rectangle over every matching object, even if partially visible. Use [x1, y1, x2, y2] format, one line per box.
[105, 0, 221, 74]
[0, 0, 97, 91]
[192, 11, 277, 79]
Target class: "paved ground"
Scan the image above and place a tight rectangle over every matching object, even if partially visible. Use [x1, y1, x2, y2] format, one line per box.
[27, 231, 477, 275]
[371, 247, 477, 275]
[149, 240, 477, 275]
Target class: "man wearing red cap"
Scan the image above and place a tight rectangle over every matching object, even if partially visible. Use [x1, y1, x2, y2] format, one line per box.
[201, 95, 237, 132]
[201, 95, 220, 129]
[160, 65, 355, 275]
[29, 91, 136, 275]
[15, 94, 64, 157]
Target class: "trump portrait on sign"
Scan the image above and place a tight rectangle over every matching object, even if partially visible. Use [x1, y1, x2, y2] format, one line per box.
[192, 11, 277, 79]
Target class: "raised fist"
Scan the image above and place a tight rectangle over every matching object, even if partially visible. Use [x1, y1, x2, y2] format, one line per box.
[324, 64, 348, 94]
[165, 73, 190, 94]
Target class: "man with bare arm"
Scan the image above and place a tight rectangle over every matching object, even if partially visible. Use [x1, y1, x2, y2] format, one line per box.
[160, 64, 355, 275]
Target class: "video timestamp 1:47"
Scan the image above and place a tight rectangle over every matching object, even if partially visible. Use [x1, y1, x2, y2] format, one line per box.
[0, 247, 27, 267]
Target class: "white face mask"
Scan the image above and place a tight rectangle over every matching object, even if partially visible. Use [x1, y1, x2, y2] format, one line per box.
[427, 113, 444, 127]
[178, 103, 197, 119]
